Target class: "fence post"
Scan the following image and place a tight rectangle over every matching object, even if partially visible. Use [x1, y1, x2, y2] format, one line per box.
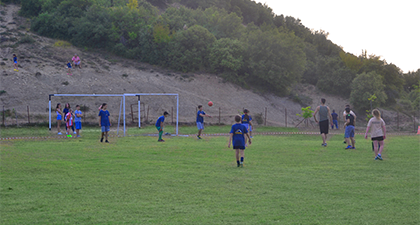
[264, 107, 267, 126]
[219, 107, 221, 125]
[27, 106, 30, 124]
[15, 109, 18, 127]
[130, 104, 134, 123]
[285, 107, 287, 128]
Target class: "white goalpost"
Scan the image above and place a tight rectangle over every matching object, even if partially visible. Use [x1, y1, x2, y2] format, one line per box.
[48, 93, 179, 136]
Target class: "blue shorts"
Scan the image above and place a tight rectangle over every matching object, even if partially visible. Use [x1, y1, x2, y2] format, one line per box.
[233, 145, 245, 150]
[196, 122, 204, 130]
[14, 61, 17, 64]
[75, 121, 82, 130]
[57, 115, 62, 120]
[156, 126, 161, 131]
[344, 125, 355, 138]
[101, 126, 110, 132]
[68, 66, 72, 69]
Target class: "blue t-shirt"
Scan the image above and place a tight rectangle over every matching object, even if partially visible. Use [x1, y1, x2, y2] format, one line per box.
[74, 110, 82, 122]
[156, 115, 165, 127]
[98, 110, 110, 126]
[196, 110, 205, 123]
[67, 62, 72, 68]
[13, 57, 17, 62]
[241, 114, 252, 124]
[331, 112, 338, 121]
[230, 123, 248, 147]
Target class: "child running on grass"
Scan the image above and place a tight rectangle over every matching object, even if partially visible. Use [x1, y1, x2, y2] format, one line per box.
[228, 115, 251, 167]
[65, 109, 74, 137]
[344, 107, 356, 149]
[196, 105, 211, 139]
[365, 109, 386, 160]
[67, 61, 72, 75]
[241, 109, 253, 139]
[98, 103, 111, 143]
[74, 105, 83, 137]
[56, 103, 62, 135]
[13, 54, 18, 72]
[155, 111, 169, 142]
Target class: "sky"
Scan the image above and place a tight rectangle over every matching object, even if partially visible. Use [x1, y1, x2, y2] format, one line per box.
[256, 0, 420, 73]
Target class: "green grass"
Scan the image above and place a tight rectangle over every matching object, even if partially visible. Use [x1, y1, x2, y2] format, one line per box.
[0, 125, 298, 138]
[0, 128, 419, 224]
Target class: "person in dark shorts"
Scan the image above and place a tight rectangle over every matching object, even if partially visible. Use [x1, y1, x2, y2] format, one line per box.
[313, 98, 333, 147]
[228, 115, 251, 167]
[364, 109, 386, 160]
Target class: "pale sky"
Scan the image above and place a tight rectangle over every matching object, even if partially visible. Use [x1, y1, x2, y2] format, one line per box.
[256, 0, 420, 73]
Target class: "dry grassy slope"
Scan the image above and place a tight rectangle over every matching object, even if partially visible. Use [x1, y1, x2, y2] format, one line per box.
[0, 4, 410, 129]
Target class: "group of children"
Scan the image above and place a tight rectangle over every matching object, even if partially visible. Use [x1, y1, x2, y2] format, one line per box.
[56, 102, 111, 142]
[66, 54, 82, 75]
[55, 103, 83, 137]
[156, 105, 253, 167]
[11, 53, 81, 75]
[313, 98, 386, 160]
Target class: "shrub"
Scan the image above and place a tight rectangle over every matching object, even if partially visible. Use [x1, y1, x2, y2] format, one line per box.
[54, 40, 72, 48]
[18, 35, 35, 44]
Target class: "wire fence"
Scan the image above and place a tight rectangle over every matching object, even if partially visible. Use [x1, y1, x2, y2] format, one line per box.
[2, 105, 419, 133]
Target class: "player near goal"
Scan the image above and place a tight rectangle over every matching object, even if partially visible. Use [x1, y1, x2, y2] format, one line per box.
[98, 103, 111, 143]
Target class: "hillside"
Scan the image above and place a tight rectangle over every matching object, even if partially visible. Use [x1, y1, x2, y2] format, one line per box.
[0, 4, 415, 131]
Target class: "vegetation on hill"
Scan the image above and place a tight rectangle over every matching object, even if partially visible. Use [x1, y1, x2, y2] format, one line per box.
[2, 0, 419, 113]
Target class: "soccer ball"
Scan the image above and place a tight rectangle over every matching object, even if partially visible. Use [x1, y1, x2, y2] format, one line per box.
[208, 101, 213, 107]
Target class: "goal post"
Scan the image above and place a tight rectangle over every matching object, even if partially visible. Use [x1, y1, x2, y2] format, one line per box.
[48, 93, 180, 137]
[123, 93, 179, 136]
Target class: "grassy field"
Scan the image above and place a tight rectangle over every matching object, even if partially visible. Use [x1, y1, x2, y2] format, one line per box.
[1, 126, 419, 224]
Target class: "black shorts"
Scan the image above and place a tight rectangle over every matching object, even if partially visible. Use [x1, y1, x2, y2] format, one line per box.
[319, 120, 329, 134]
[371, 136, 384, 141]
[233, 146, 245, 150]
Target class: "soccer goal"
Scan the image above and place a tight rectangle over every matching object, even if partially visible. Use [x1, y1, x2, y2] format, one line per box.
[48, 93, 179, 136]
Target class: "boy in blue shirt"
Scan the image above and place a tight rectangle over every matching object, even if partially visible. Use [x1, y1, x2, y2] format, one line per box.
[98, 103, 111, 143]
[228, 115, 252, 167]
[13, 54, 18, 72]
[196, 105, 211, 139]
[156, 111, 169, 142]
[241, 109, 253, 138]
[331, 110, 338, 129]
[74, 105, 83, 137]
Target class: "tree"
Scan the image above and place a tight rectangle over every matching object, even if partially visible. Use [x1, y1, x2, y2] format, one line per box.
[168, 25, 216, 71]
[209, 38, 244, 82]
[350, 72, 387, 111]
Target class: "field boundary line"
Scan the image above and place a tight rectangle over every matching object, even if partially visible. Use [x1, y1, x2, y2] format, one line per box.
[0, 132, 416, 141]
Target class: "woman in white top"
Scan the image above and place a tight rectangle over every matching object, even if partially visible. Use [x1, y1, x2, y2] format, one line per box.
[364, 109, 386, 160]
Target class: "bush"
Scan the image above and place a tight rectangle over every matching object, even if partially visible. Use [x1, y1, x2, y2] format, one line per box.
[350, 72, 387, 111]
[18, 35, 35, 44]
[54, 40, 71, 47]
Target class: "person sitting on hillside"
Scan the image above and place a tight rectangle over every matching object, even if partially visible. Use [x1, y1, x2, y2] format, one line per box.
[72, 54, 82, 69]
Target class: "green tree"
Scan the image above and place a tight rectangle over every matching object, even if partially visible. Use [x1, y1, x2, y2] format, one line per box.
[241, 26, 306, 95]
[168, 25, 216, 71]
[209, 38, 244, 82]
[350, 71, 387, 111]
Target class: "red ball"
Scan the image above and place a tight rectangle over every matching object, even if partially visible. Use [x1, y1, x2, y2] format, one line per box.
[208, 101, 213, 107]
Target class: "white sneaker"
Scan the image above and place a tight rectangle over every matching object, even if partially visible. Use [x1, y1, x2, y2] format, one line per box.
[58, 132, 62, 135]
[73, 131, 77, 134]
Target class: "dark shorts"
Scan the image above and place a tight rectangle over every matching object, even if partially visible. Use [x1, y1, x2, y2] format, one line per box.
[371, 136, 384, 141]
[233, 146, 245, 150]
[319, 120, 329, 134]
